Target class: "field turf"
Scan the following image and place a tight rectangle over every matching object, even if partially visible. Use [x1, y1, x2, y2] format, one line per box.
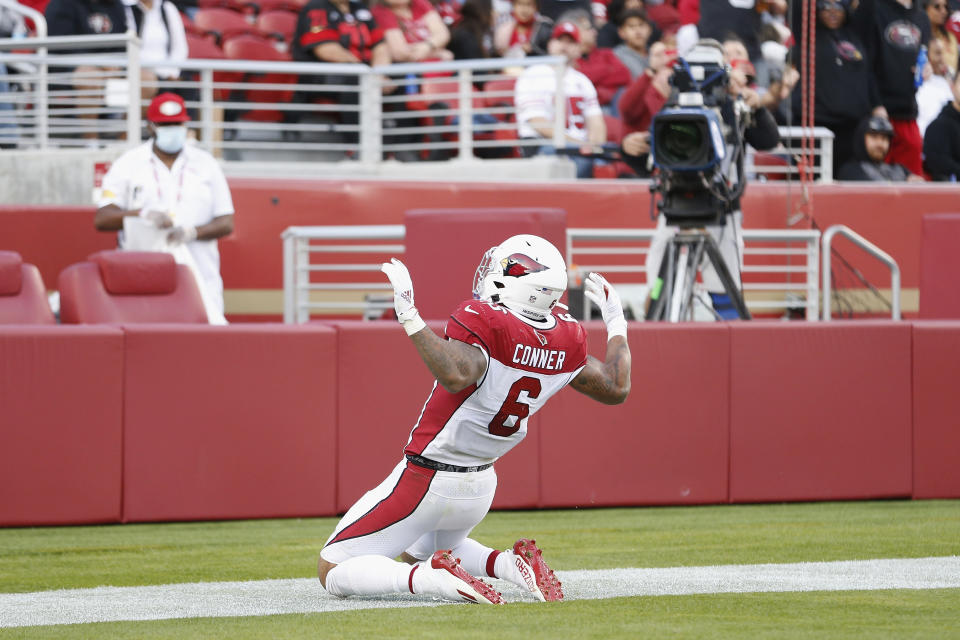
[1, 500, 958, 638]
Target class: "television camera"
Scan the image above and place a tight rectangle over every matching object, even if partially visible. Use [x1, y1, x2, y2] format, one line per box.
[649, 41, 752, 228]
[645, 40, 753, 321]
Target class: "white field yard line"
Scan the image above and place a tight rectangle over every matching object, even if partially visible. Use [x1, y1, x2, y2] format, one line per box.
[1, 556, 959, 629]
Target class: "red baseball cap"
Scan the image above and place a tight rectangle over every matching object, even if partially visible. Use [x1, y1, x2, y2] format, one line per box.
[551, 21, 581, 43]
[147, 92, 190, 123]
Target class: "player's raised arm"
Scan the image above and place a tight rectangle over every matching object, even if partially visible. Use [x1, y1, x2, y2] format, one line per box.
[381, 258, 486, 393]
[569, 272, 631, 405]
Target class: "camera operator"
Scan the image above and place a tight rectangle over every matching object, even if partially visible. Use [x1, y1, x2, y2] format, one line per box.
[625, 39, 780, 320]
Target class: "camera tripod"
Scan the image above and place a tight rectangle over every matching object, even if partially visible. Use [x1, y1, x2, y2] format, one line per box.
[645, 229, 751, 321]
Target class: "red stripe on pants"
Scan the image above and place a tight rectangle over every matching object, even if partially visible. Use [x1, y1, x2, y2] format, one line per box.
[327, 462, 436, 546]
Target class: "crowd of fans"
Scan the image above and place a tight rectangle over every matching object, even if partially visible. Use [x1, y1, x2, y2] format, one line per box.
[3, 0, 960, 180]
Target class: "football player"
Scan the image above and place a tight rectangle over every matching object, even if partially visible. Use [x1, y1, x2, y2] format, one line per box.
[317, 234, 631, 604]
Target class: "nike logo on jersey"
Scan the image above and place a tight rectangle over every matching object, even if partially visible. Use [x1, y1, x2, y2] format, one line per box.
[464, 305, 480, 315]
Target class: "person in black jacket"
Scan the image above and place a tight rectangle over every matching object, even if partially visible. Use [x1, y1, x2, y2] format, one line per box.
[838, 114, 924, 180]
[45, 0, 131, 141]
[792, 1, 888, 172]
[849, 0, 931, 176]
[449, 0, 495, 60]
[923, 70, 960, 179]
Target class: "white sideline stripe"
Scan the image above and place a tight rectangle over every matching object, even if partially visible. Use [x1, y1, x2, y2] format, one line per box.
[1, 556, 959, 628]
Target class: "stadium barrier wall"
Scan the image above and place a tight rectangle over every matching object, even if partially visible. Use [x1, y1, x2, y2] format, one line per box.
[0, 327, 124, 526]
[911, 323, 960, 499]
[1, 321, 959, 526]
[728, 323, 914, 503]
[121, 324, 339, 523]
[2, 183, 958, 320]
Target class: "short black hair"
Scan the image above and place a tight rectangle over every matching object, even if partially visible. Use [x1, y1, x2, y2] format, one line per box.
[617, 8, 649, 28]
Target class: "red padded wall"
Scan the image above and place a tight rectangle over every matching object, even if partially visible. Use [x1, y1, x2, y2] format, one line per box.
[912, 322, 960, 498]
[540, 323, 730, 507]
[333, 321, 541, 512]
[0, 327, 123, 525]
[403, 208, 567, 321]
[729, 322, 913, 502]
[919, 214, 960, 318]
[122, 324, 338, 522]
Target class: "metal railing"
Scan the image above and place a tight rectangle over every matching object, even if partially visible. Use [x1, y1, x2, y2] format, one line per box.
[821, 224, 901, 321]
[1, 32, 837, 179]
[282, 225, 822, 323]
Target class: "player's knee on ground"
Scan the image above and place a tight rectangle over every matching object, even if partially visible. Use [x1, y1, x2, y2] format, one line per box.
[317, 557, 336, 588]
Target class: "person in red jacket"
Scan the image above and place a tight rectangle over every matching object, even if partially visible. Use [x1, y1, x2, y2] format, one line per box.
[618, 40, 674, 133]
[560, 8, 631, 109]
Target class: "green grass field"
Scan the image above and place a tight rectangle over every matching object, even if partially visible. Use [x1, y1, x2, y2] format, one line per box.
[2, 500, 959, 638]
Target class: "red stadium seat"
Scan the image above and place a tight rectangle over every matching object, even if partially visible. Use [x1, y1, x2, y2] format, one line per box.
[198, 0, 251, 13]
[58, 251, 208, 324]
[186, 32, 225, 59]
[193, 7, 256, 45]
[255, 9, 298, 46]
[0, 251, 55, 324]
[482, 77, 517, 115]
[604, 114, 624, 144]
[222, 34, 296, 122]
[185, 34, 234, 101]
[242, 0, 302, 13]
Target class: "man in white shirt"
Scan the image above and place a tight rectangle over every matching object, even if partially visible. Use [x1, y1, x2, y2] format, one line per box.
[515, 20, 607, 177]
[95, 93, 235, 324]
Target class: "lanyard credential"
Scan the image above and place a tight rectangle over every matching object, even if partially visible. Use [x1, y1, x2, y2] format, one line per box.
[150, 155, 188, 210]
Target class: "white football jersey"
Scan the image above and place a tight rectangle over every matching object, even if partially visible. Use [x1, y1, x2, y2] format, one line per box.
[404, 300, 588, 467]
[515, 64, 602, 141]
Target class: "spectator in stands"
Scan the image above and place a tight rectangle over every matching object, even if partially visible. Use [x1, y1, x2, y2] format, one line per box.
[923, 68, 960, 179]
[723, 34, 798, 116]
[917, 36, 956, 134]
[698, 0, 766, 63]
[849, 0, 931, 177]
[561, 8, 631, 110]
[596, 0, 644, 49]
[613, 9, 654, 78]
[494, 0, 553, 58]
[838, 114, 925, 180]
[430, 0, 461, 27]
[170, 0, 198, 20]
[926, 0, 958, 72]
[94, 93, 235, 323]
[515, 21, 607, 177]
[449, 0, 496, 60]
[792, 0, 886, 172]
[292, 0, 391, 147]
[372, 0, 453, 62]
[537, 0, 591, 22]
[45, 0, 131, 142]
[126, 0, 189, 104]
[618, 40, 672, 134]
[0, 7, 27, 147]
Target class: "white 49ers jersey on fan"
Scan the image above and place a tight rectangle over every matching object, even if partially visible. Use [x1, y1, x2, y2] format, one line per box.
[404, 300, 588, 467]
[515, 64, 602, 142]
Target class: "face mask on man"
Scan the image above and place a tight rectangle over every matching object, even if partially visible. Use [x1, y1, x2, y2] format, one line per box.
[153, 125, 188, 154]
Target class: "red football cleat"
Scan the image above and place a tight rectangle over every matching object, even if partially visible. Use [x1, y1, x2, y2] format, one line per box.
[425, 550, 505, 605]
[511, 538, 564, 602]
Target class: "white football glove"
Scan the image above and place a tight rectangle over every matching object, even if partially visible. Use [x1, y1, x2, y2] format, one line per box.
[584, 272, 627, 340]
[381, 258, 426, 336]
